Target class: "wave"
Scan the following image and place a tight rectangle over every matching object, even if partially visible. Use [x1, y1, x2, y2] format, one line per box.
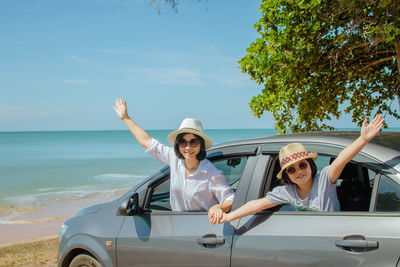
[0, 214, 73, 224]
[94, 173, 145, 180]
[0, 186, 127, 213]
[0, 188, 126, 224]
[37, 187, 59, 192]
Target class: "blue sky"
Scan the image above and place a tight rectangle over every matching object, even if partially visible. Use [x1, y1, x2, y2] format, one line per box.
[0, 1, 399, 131]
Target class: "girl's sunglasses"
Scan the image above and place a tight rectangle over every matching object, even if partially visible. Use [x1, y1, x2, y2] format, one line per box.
[178, 138, 200, 148]
[286, 161, 308, 175]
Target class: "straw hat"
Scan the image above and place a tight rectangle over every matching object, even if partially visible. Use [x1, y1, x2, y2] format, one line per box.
[277, 143, 318, 178]
[167, 118, 212, 149]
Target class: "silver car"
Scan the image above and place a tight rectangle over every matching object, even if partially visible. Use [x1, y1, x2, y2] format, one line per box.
[58, 131, 400, 267]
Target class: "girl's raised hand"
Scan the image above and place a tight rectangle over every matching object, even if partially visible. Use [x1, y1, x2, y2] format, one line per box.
[360, 114, 384, 142]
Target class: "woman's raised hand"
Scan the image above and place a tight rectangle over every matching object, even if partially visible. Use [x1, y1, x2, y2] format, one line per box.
[113, 98, 129, 120]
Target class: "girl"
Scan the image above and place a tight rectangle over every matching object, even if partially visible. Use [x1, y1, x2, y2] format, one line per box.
[113, 98, 234, 224]
[213, 114, 384, 224]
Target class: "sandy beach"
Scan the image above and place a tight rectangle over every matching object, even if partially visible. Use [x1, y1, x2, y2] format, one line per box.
[0, 196, 119, 247]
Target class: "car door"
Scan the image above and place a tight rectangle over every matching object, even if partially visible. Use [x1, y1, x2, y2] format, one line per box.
[116, 146, 260, 266]
[230, 142, 400, 267]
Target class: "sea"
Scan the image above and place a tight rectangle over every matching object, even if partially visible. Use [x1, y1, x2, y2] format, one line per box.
[0, 129, 278, 217]
[2, 127, 400, 220]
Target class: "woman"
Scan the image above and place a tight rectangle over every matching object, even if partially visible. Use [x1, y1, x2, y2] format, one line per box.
[113, 98, 234, 224]
[212, 114, 384, 224]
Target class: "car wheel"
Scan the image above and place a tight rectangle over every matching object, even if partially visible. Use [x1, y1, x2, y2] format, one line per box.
[69, 253, 101, 267]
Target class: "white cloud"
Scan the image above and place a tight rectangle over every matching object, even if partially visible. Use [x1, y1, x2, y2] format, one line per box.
[76, 48, 250, 88]
[61, 79, 88, 84]
[97, 49, 145, 57]
[65, 54, 88, 63]
[98, 48, 237, 65]
[98, 48, 250, 87]
[127, 66, 203, 86]
[0, 105, 64, 121]
[210, 68, 256, 88]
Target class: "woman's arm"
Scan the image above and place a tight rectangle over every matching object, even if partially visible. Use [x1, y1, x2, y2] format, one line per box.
[208, 200, 233, 225]
[329, 114, 384, 184]
[212, 198, 277, 225]
[113, 98, 152, 149]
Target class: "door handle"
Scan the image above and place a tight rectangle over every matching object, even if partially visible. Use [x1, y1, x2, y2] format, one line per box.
[335, 234, 379, 252]
[335, 239, 378, 249]
[197, 234, 225, 246]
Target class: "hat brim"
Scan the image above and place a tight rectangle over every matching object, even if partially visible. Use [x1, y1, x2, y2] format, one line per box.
[168, 128, 213, 150]
[277, 152, 318, 179]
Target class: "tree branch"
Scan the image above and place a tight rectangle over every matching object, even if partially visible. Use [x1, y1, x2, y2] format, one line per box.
[359, 55, 396, 71]
[396, 40, 400, 84]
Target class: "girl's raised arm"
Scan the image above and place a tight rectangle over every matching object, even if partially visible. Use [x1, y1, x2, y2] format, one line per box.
[329, 114, 384, 183]
[214, 198, 277, 225]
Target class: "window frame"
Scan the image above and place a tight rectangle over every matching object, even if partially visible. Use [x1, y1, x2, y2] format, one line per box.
[257, 142, 400, 215]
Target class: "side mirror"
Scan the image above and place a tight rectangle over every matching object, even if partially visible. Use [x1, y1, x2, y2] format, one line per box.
[118, 192, 140, 216]
[227, 158, 241, 168]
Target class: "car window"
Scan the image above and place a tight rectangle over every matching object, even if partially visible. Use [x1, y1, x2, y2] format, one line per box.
[376, 175, 400, 212]
[213, 157, 248, 191]
[148, 156, 248, 211]
[149, 177, 171, 211]
[328, 158, 373, 212]
[267, 154, 376, 212]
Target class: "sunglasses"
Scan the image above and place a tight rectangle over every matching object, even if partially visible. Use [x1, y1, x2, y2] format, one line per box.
[178, 138, 200, 148]
[286, 161, 309, 175]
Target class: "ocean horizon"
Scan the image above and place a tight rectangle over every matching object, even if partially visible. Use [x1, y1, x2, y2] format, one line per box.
[1, 128, 399, 223]
[0, 129, 279, 220]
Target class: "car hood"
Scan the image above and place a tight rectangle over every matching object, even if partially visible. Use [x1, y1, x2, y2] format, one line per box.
[67, 199, 118, 221]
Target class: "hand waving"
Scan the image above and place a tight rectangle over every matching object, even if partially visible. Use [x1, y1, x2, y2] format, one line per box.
[113, 98, 129, 120]
[360, 114, 384, 142]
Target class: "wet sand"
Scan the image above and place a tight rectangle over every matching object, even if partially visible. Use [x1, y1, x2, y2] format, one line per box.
[0, 196, 119, 247]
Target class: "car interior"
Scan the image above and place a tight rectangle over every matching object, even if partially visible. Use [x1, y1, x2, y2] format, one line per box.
[147, 156, 248, 212]
[146, 152, 377, 213]
[268, 156, 373, 212]
[332, 158, 372, 211]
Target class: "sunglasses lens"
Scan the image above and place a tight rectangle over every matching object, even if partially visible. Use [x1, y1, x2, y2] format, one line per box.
[178, 139, 187, 147]
[299, 161, 308, 169]
[286, 166, 296, 175]
[190, 139, 200, 147]
[286, 161, 308, 175]
[178, 138, 200, 148]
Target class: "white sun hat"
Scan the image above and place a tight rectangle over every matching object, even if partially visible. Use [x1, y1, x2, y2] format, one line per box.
[167, 118, 213, 149]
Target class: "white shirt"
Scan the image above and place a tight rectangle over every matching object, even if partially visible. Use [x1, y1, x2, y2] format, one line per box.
[146, 138, 235, 211]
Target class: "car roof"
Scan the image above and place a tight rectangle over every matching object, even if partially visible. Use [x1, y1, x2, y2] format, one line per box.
[212, 131, 400, 172]
[214, 130, 400, 150]
[276, 131, 400, 151]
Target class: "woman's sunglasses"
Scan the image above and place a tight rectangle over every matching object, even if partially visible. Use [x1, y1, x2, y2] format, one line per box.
[286, 161, 309, 175]
[178, 138, 200, 148]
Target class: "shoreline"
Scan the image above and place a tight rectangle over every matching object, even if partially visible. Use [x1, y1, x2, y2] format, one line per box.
[0, 195, 120, 247]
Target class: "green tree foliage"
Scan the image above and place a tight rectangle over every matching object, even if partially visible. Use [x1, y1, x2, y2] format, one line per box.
[240, 0, 400, 133]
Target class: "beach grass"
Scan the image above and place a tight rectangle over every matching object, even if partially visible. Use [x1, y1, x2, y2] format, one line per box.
[0, 237, 59, 267]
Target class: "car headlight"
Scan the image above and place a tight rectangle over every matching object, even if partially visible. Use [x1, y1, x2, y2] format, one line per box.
[58, 223, 69, 239]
